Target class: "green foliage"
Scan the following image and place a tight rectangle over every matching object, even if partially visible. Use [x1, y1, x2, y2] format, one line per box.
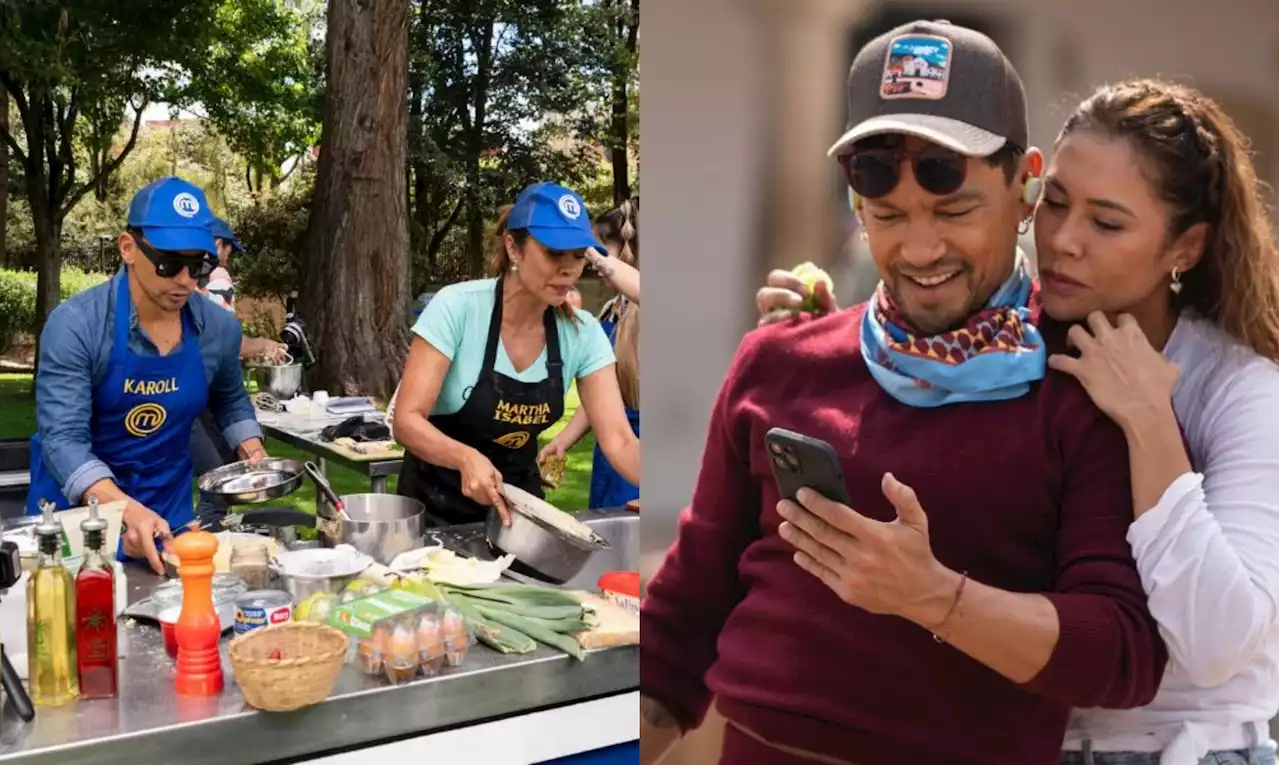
[0, 0, 227, 214]
[241, 304, 282, 340]
[182, 0, 325, 191]
[407, 0, 633, 276]
[571, 0, 641, 154]
[4, 120, 258, 268]
[230, 178, 313, 302]
[0, 267, 105, 348]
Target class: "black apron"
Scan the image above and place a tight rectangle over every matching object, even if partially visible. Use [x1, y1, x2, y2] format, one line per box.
[398, 279, 565, 526]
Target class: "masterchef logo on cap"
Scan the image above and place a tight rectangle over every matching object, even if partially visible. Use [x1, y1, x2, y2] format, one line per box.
[172, 192, 201, 218]
[880, 34, 952, 100]
[558, 194, 582, 220]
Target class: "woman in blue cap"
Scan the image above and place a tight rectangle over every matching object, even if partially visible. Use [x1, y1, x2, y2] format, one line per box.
[391, 182, 641, 526]
[538, 198, 641, 509]
[25, 177, 267, 573]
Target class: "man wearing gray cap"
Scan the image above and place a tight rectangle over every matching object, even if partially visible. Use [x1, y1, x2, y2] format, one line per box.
[639, 20, 1166, 765]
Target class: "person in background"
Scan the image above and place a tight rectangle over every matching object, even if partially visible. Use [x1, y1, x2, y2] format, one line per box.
[757, 78, 1279, 765]
[391, 183, 640, 526]
[188, 217, 286, 524]
[539, 198, 640, 508]
[26, 178, 267, 573]
[640, 21, 1167, 765]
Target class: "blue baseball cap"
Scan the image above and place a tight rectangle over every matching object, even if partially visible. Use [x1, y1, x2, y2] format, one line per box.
[209, 216, 244, 253]
[125, 177, 218, 256]
[507, 182, 607, 253]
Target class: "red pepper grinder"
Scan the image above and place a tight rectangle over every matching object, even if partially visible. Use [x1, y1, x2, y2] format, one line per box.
[172, 531, 223, 696]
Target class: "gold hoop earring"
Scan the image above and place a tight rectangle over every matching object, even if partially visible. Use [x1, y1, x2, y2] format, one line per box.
[1170, 266, 1183, 295]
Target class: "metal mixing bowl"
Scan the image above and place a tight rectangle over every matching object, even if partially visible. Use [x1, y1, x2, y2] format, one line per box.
[249, 363, 303, 399]
[197, 458, 306, 505]
[485, 485, 610, 584]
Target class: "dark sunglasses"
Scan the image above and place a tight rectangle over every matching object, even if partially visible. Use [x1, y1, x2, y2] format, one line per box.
[838, 145, 969, 199]
[128, 229, 217, 280]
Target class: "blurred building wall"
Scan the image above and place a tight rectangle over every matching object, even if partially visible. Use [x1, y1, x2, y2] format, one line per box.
[643, 0, 1277, 760]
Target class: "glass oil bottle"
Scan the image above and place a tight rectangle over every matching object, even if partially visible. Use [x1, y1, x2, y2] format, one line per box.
[27, 501, 78, 706]
[75, 498, 117, 698]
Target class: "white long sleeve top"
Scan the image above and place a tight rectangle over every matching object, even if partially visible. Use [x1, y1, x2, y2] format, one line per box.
[1064, 314, 1280, 764]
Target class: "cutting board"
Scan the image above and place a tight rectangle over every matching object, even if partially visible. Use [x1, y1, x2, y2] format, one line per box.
[318, 439, 405, 462]
[570, 592, 639, 649]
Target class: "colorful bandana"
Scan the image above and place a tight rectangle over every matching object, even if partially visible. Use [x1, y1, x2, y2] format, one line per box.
[860, 251, 1046, 408]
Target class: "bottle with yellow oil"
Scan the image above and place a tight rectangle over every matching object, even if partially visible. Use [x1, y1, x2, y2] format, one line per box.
[27, 502, 78, 706]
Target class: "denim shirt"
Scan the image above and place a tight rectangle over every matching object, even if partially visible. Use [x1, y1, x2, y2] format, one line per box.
[36, 269, 263, 504]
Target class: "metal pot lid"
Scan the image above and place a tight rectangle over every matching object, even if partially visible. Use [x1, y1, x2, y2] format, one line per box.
[500, 484, 610, 550]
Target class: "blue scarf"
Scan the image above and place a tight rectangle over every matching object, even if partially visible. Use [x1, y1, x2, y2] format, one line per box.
[860, 252, 1046, 408]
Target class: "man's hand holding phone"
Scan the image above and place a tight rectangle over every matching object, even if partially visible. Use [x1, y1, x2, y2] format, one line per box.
[764, 429, 962, 630]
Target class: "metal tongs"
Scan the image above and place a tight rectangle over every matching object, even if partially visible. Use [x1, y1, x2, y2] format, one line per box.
[185, 513, 244, 534]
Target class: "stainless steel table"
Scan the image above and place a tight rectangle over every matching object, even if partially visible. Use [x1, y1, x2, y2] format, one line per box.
[0, 567, 637, 764]
[257, 411, 402, 493]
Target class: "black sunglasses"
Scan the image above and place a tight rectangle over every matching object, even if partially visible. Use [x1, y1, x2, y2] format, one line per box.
[838, 144, 969, 199]
[128, 229, 217, 280]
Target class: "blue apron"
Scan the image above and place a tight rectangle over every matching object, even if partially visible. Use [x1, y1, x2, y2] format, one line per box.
[587, 311, 639, 510]
[26, 275, 210, 556]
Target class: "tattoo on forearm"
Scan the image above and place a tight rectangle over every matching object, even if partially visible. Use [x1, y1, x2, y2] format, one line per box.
[640, 696, 678, 729]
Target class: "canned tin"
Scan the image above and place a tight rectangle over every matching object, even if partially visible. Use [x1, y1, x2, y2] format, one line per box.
[234, 590, 294, 636]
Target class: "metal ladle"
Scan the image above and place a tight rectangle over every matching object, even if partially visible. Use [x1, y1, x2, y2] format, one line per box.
[304, 461, 352, 521]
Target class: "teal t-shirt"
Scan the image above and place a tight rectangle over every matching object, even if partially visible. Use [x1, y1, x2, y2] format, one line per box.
[412, 278, 616, 415]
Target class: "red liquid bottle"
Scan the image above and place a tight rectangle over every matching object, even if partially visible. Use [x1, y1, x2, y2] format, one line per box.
[173, 531, 223, 696]
[75, 498, 117, 699]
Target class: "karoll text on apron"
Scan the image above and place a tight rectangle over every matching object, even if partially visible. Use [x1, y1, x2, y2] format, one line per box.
[398, 278, 566, 526]
[27, 275, 210, 560]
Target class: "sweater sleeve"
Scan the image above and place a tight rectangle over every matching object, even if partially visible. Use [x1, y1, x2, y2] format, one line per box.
[1125, 361, 1279, 687]
[1022, 387, 1169, 708]
[639, 334, 762, 733]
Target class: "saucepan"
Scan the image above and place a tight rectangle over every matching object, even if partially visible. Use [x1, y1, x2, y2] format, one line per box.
[314, 494, 426, 565]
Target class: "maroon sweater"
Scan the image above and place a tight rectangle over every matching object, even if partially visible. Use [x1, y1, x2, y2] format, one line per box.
[639, 304, 1167, 765]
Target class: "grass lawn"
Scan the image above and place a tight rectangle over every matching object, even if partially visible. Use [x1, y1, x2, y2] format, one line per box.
[0, 373, 595, 514]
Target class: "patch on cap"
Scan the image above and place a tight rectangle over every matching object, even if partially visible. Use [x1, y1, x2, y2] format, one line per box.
[173, 192, 201, 218]
[880, 34, 952, 101]
[558, 194, 582, 220]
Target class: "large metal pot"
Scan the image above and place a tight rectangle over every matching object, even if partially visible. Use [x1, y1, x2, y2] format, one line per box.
[316, 494, 425, 565]
[485, 485, 611, 584]
[250, 363, 303, 399]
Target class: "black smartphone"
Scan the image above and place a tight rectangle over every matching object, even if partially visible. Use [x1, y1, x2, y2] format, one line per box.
[764, 427, 852, 505]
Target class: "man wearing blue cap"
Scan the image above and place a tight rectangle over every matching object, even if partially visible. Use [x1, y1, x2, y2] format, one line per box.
[26, 177, 266, 574]
[391, 182, 641, 526]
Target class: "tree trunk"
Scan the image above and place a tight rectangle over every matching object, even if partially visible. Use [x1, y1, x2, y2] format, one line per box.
[609, 77, 629, 204]
[609, 0, 638, 205]
[0, 84, 8, 268]
[301, 0, 410, 401]
[407, 0, 428, 254]
[463, 19, 494, 278]
[29, 201, 61, 386]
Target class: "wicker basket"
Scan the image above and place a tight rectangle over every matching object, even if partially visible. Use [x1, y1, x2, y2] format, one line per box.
[230, 621, 350, 712]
